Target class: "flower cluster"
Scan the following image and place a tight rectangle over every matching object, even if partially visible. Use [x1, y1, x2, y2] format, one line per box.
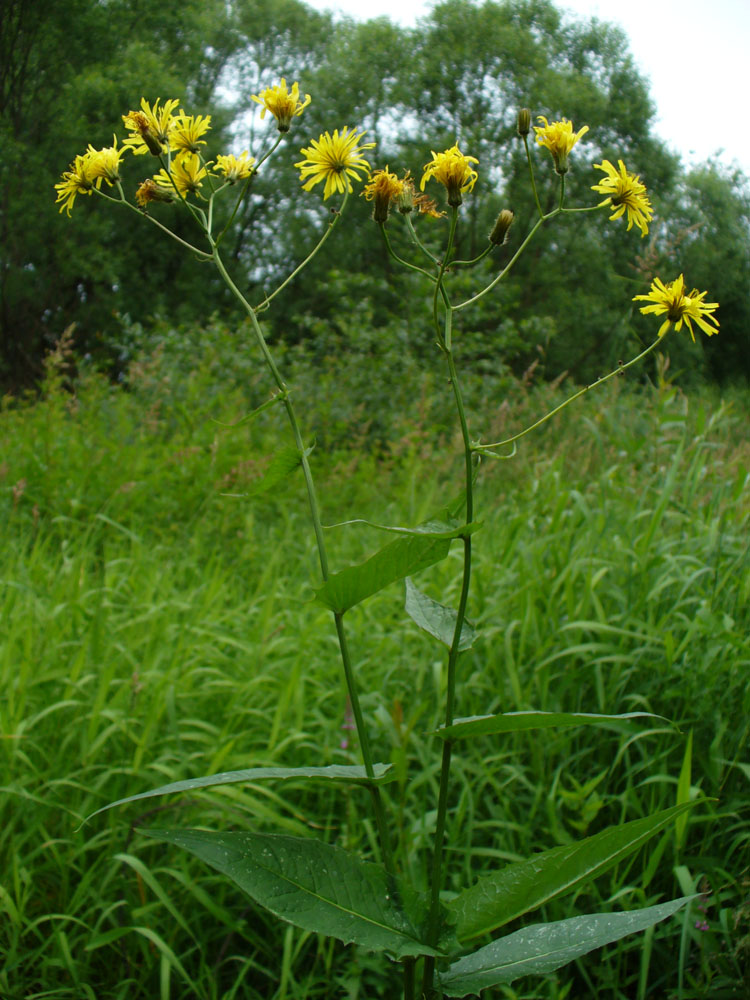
[54, 138, 127, 216]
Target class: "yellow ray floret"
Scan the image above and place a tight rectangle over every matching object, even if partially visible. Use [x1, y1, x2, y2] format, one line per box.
[252, 78, 311, 132]
[155, 153, 208, 198]
[54, 152, 100, 216]
[122, 98, 180, 156]
[295, 127, 375, 200]
[633, 274, 719, 341]
[592, 159, 653, 237]
[534, 116, 589, 173]
[214, 152, 255, 183]
[420, 144, 478, 207]
[171, 112, 212, 154]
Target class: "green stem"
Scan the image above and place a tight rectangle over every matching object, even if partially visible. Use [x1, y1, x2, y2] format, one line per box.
[404, 213, 441, 266]
[96, 188, 212, 259]
[210, 245, 396, 876]
[256, 192, 349, 311]
[422, 341, 475, 996]
[454, 214, 548, 312]
[474, 338, 662, 456]
[403, 957, 416, 1000]
[379, 223, 437, 281]
[523, 134, 544, 220]
[433, 208, 459, 347]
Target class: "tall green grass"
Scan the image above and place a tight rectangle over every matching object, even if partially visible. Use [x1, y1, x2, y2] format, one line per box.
[1, 342, 748, 998]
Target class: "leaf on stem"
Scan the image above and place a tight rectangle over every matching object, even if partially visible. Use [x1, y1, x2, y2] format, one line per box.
[225, 444, 307, 497]
[144, 828, 442, 958]
[439, 896, 696, 995]
[405, 577, 476, 650]
[84, 764, 394, 823]
[432, 710, 671, 740]
[314, 525, 463, 614]
[447, 802, 699, 941]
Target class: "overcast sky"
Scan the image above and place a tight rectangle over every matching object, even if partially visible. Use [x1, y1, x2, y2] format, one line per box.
[302, 0, 749, 176]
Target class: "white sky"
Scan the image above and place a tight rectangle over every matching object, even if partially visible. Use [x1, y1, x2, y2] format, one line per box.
[303, 0, 750, 176]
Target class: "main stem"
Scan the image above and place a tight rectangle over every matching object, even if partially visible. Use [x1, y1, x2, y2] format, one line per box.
[422, 341, 475, 996]
[211, 247, 396, 877]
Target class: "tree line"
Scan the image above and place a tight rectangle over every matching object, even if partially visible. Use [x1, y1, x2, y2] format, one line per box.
[2, 0, 748, 390]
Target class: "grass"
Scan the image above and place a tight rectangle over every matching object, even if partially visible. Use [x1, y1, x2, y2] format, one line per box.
[1, 339, 749, 998]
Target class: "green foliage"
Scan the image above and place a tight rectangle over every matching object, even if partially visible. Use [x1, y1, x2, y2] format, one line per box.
[5, 0, 749, 389]
[2, 354, 749, 996]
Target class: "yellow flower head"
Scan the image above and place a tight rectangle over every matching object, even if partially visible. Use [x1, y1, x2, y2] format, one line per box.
[534, 116, 589, 174]
[295, 127, 375, 200]
[214, 151, 255, 183]
[251, 78, 311, 132]
[171, 112, 211, 154]
[85, 135, 128, 186]
[54, 152, 99, 216]
[592, 159, 653, 237]
[633, 274, 719, 341]
[122, 98, 180, 156]
[420, 144, 478, 207]
[362, 166, 404, 222]
[155, 153, 208, 198]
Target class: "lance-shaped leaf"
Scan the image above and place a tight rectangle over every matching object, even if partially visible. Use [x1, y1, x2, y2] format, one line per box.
[448, 802, 697, 941]
[405, 577, 476, 650]
[325, 518, 481, 538]
[433, 710, 670, 741]
[314, 525, 463, 614]
[84, 764, 394, 823]
[144, 828, 440, 958]
[439, 896, 695, 995]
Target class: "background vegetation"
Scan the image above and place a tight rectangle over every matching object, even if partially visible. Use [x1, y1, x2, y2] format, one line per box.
[2, 0, 750, 389]
[2, 0, 749, 997]
[1, 335, 749, 997]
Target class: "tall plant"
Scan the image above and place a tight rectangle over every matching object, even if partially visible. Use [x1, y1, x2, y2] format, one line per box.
[61, 80, 718, 997]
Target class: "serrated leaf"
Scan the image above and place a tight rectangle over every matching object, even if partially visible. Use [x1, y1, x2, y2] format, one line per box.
[405, 578, 476, 650]
[315, 530, 454, 614]
[448, 802, 698, 941]
[433, 710, 670, 740]
[84, 764, 393, 824]
[439, 896, 695, 995]
[144, 828, 440, 959]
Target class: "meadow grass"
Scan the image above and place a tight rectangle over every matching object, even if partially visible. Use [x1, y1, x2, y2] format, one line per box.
[1, 346, 748, 999]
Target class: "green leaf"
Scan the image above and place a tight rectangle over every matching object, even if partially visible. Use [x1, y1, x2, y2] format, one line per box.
[433, 710, 670, 740]
[84, 764, 393, 823]
[448, 802, 698, 941]
[144, 828, 440, 959]
[439, 896, 695, 995]
[325, 518, 481, 539]
[314, 527, 457, 614]
[675, 729, 693, 852]
[405, 577, 476, 650]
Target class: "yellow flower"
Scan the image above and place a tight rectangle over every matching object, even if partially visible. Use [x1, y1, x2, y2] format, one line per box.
[122, 98, 180, 156]
[420, 144, 478, 207]
[295, 127, 375, 200]
[362, 167, 404, 222]
[251, 78, 311, 132]
[534, 116, 589, 174]
[155, 153, 208, 198]
[633, 274, 719, 341]
[54, 152, 99, 216]
[85, 135, 128, 186]
[171, 112, 211, 154]
[592, 159, 653, 237]
[214, 152, 255, 183]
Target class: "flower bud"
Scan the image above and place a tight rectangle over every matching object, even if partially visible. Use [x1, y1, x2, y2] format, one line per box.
[517, 108, 531, 138]
[396, 176, 416, 214]
[135, 178, 175, 207]
[489, 209, 514, 245]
